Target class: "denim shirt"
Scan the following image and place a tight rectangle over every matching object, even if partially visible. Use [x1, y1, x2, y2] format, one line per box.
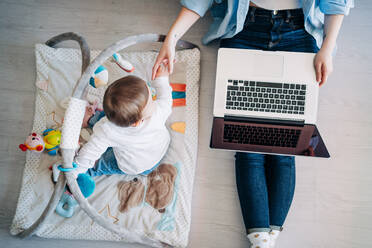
[180, 0, 354, 48]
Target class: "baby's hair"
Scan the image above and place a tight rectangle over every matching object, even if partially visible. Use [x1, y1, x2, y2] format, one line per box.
[103, 75, 149, 127]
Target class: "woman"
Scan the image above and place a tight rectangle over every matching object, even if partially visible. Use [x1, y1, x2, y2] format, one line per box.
[152, 1, 353, 247]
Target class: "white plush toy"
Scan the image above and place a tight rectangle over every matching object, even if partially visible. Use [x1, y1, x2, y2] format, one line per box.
[89, 65, 109, 88]
[112, 53, 134, 73]
[88, 53, 134, 89]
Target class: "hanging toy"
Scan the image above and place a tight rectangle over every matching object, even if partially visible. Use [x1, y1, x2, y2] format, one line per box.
[89, 53, 134, 88]
[112, 53, 134, 73]
[89, 65, 108, 88]
[42, 129, 61, 156]
[19, 133, 45, 153]
[55, 172, 96, 218]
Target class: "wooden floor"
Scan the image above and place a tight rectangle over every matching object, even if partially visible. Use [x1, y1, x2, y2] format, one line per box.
[1, 1, 371, 247]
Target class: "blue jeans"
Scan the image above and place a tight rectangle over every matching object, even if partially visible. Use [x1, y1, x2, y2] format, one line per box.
[86, 111, 159, 177]
[220, 7, 319, 234]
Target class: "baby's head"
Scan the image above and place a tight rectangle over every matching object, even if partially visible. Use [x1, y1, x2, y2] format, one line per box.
[103, 75, 154, 127]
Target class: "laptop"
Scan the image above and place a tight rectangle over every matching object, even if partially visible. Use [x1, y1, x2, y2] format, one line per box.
[210, 48, 330, 158]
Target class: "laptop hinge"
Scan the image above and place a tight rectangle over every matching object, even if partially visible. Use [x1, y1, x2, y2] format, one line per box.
[224, 115, 305, 127]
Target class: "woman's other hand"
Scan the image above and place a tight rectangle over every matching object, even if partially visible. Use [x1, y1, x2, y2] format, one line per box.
[314, 48, 333, 86]
[314, 14, 344, 87]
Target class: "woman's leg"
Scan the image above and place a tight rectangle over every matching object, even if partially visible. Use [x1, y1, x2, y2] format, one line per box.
[264, 11, 319, 232]
[235, 152, 271, 233]
[265, 155, 296, 230]
[221, 8, 273, 236]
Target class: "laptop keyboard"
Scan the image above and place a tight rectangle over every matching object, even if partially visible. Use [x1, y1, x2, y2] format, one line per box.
[223, 124, 301, 147]
[226, 80, 306, 115]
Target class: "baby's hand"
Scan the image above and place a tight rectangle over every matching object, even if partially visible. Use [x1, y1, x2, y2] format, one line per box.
[155, 62, 170, 79]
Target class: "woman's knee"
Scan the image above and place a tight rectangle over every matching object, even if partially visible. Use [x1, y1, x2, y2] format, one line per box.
[267, 154, 295, 167]
[235, 152, 266, 165]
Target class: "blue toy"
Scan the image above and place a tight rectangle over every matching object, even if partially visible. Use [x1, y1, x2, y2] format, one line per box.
[55, 173, 96, 218]
[56, 193, 78, 218]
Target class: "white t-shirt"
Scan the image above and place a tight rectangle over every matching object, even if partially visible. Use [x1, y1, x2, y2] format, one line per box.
[74, 76, 172, 175]
[251, 0, 301, 10]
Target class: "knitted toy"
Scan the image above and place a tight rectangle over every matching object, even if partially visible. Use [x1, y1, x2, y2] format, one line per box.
[19, 133, 45, 153]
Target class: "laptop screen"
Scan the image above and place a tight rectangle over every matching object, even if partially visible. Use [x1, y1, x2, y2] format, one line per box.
[299, 125, 329, 157]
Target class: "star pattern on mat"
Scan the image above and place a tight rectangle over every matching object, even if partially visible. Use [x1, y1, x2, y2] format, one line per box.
[36, 80, 49, 91]
[47, 111, 63, 128]
[90, 204, 119, 226]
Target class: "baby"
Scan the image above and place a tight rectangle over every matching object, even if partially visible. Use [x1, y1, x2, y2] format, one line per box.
[73, 64, 172, 177]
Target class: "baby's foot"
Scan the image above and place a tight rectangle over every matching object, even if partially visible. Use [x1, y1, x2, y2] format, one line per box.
[82, 102, 97, 128]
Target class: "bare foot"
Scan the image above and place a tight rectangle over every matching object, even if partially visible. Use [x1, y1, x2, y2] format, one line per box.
[82, 105, 95, 128]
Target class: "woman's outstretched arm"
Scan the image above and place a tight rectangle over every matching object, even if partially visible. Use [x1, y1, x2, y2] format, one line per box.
[314, 14, 344, 86]
[152, 7, 200, 80]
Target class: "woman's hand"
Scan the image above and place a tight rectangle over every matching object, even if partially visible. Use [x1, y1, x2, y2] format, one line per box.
[151, 7, 201, 80]
[314, 47, 333, 86]
[152, 38, 176, 80]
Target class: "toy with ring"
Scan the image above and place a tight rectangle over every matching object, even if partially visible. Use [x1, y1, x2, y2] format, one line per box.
[57, 162, 78, 172]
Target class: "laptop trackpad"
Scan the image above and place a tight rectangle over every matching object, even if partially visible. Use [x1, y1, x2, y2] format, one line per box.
[253, 54, 284, 78]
